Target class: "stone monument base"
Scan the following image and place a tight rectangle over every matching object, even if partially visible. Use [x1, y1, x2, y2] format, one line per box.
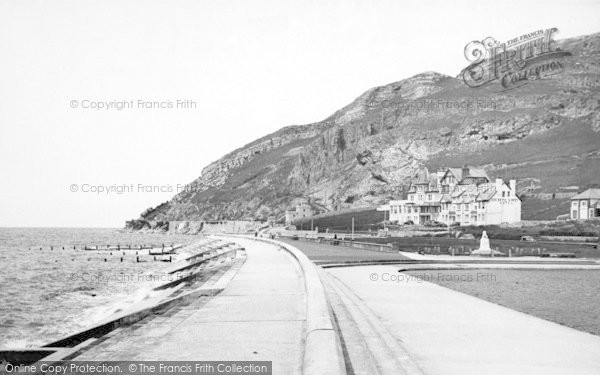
[471, 248, 504, 256]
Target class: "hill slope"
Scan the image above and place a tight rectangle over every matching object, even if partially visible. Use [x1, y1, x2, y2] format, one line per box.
[135, 32, 600, 224]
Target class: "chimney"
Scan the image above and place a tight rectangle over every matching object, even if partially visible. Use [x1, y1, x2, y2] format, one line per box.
[462, 165, 469, 178]
[495, 178, 503, 190]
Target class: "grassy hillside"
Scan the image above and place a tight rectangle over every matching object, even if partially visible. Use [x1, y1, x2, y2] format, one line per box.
[427, 120, 600, 192]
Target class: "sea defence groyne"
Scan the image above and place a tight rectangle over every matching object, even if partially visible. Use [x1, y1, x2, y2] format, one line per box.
[6, 234, 599, 374]
[0, 236, 346, 375]
[0, 238, 246, 364]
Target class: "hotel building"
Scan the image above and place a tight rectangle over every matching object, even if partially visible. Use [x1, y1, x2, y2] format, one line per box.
[385, 167, 521, 226]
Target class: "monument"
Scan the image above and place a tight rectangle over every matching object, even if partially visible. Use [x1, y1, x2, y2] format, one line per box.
[471, 231, 502, 256]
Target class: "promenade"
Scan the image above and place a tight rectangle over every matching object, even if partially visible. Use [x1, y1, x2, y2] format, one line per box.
[326, 264, 600, 375]
[6, 236, 600, 375]
[71, 238, 308, 374]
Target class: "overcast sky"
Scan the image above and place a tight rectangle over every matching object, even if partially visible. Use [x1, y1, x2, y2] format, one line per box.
[1, 0, 599, 227]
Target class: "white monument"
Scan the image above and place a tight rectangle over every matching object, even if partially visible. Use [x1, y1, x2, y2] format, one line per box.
[471, 231, 502, 256]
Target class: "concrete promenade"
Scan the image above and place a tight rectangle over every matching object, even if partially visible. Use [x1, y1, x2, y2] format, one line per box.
[74, 238, 308, 374]
[327, 264, 600, 375]
[13, 237, 599, 374]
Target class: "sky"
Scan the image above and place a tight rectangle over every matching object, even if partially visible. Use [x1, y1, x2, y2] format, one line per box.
[1, 0, 599, 227]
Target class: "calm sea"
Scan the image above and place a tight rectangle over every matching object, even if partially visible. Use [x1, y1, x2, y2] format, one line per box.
[0, 228, 198, 349]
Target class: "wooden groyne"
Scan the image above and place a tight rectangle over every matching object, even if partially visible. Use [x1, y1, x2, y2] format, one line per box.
[26, 243, 182, 251]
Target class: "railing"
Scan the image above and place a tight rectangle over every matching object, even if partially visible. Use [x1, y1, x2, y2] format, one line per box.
[292, 236, 396, 253]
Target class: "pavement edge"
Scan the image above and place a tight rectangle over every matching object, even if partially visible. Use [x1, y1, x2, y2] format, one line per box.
[243, 236, 347, 375]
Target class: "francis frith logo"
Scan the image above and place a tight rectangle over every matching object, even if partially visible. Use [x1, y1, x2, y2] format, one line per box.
[461, 28, 571, 90]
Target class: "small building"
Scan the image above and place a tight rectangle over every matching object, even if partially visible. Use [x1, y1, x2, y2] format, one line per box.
[285, 199, 314, 226]
[284, 209, 296, 226]
[570, 189, 600, 220]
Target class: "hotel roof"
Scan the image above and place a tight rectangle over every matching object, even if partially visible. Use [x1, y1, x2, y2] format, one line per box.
[443, 167, 490, 183]
[476, 188, 497, 201]
[440, 194, 452, 203]
[412, 167, 432, 185]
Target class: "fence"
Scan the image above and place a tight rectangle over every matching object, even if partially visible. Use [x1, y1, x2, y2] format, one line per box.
[418, 245, 551, 257]
[292, 236, 396, 253]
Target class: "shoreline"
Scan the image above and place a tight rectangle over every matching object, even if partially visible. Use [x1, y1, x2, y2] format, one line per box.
[0, 229, 202, 349]
[1, 236, 243, 352]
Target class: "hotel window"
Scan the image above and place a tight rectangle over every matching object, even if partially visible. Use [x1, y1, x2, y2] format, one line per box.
[427, 194, 432, 201]
[572, 201, 578, 207]
[582, 201, 587, 206]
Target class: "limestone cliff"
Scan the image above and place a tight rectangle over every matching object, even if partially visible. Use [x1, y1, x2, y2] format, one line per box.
[134, 32, 600, 224]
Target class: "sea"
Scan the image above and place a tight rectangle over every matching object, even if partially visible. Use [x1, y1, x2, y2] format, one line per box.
[0, 228, 198, 349]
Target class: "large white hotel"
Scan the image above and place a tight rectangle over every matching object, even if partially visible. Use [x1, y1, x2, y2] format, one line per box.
[381, 166, 521, 226]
